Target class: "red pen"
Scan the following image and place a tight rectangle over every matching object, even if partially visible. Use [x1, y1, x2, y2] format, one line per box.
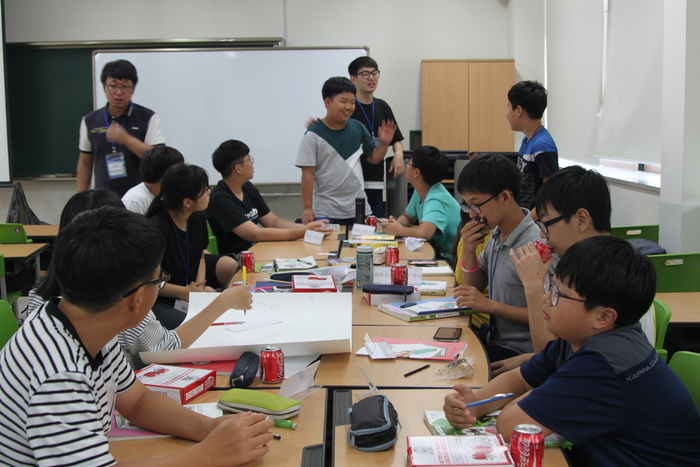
[210, 321, 246, 326]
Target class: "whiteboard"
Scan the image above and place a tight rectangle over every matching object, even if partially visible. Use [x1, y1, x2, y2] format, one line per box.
[141, 292, 353, 364]
[93, 47, 367, 184]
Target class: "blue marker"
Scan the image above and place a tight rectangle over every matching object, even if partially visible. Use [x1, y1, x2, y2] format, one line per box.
[400, 302, 417, 308]
[465, 393, 514, 407]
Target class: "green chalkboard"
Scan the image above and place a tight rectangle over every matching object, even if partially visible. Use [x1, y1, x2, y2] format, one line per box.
[6, 39, 282, 178]
[7, 47, 93, 177]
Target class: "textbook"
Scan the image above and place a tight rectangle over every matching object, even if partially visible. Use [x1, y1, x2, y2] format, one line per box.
[378, 297, 472, 322]
[273, 255, 318, 272]
[416, 281, 448, 295]
[357, 336, 466, 361]
[423, 410, 572, 448]
[109, 403, 223, 441]
[407, 435, 514, 466]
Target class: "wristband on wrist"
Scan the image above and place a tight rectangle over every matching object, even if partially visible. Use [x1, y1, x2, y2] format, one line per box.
[460, 257, 481, 274]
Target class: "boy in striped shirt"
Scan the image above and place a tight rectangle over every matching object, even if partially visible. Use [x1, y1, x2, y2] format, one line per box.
[0, 206, 273, 466]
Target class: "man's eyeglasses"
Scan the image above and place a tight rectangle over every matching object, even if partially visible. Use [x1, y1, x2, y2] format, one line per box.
[238, 155, 254, 165]
[460, 195, 495, 215]
[123, 270, 171, 298]
[105, 84, 133, 93]
[535, 214, 566, 235]
[544, 274, 587, 306]
[356, 70, 380, 79]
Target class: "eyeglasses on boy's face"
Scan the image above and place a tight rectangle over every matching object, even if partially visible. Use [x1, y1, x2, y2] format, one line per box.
[535, 214, 566, 235]
[460, 195, 495, 215]
[544, 274, 587, 307]
[123, 270, 171, 298]
[105, 84, 133, 93]
[355, 70, 380, 79]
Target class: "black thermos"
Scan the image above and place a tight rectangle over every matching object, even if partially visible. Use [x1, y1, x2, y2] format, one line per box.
[355, 197, 365, 224]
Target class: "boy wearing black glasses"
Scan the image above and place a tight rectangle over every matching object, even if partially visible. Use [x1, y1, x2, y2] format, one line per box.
[348, 56, 405, 217]
[497, 165, 655, 374]
[453, 153, 543, 362]
[0, 207, 273, 466]
[444, 235, 700, 466]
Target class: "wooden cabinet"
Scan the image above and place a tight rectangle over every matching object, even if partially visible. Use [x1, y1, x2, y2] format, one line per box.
[421, 59, 515, 152]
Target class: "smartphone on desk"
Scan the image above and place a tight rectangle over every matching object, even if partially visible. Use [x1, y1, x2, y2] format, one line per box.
[433, 327, 462, 342]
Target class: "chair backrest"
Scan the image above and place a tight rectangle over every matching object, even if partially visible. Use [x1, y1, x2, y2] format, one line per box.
[0, 300, 19, 349]
[668, 351, 700, 414]
[206, 220, 219, 255]
[652, 297, 673, 352]
[0, 223, 32, 244]
[648, 253, 700, 293]
[610, 225, 659, 243]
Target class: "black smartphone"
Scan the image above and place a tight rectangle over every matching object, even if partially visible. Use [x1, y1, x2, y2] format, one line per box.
[433, 327, 462, 342]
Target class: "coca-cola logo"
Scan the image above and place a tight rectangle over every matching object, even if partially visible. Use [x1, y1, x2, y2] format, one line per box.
[516, 436, 531, 467]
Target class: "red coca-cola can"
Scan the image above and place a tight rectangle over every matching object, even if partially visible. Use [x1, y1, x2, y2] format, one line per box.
[385, 245, 399, 266]
[240, 251, 255, 271]
[260, 345, 284, 383]
[391, 263, 408, 285]
[365, 215, 377, 226]
[534, 241, 553, 263]
[510, 424, 544, 467]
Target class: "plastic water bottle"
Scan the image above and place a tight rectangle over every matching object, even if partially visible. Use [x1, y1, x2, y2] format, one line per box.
[356, 245, 373, 289]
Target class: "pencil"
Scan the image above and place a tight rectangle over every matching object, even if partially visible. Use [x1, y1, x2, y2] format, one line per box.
[403, 364, 430, 377]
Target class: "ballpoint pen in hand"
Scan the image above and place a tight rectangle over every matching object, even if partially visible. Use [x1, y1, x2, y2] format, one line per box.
[464, 393, 514, 407]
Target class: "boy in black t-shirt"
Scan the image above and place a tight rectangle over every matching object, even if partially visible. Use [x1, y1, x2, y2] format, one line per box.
[206, 140, 332, 256]
[349, 56, 405, 218]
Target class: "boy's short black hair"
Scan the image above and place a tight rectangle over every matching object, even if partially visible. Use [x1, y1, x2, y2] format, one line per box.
[348, 56, 379, 76]
[322, 77, 356, 100]
[212, 140, 250, 178]
[101, 59, 138, 86]
[409, 146, 449, 186]
[59, 189, 124, 229]
[555, 235, 656, 328]
[535, 166, 612, 233]
[139, 146, 185, 183]
[508, 80, 547, 120]
[457, 153, 521, 203]
[54, 206, 165, 313]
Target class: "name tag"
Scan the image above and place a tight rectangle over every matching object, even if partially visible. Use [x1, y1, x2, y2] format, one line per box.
[106, 152, 127, 179]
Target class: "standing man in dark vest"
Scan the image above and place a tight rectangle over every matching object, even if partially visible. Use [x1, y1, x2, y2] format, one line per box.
[77, 59, 165, 197]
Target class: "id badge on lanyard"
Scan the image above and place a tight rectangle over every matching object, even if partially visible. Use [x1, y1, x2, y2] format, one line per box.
[106, 152, 127, 179]
[104, 106, 130, 179]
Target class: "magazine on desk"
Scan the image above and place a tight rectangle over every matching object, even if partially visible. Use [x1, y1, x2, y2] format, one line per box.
[378, 297, 472, 322]
[273, 255, 318, 272]
[407, 435, 514, 466]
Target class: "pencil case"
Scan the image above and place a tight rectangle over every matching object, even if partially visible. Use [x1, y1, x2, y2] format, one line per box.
[362, 284, 415, 295]
[229, 351, 259, 388]
[218, 388, 301, 419]
[270, 272, 313, 282]
[347, 395, 399, 452]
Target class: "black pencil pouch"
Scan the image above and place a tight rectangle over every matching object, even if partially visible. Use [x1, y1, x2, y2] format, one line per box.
[269, 272, 313, 282]
[347, 395, 400, 452]
[362, 284, 415, 295]
[229, 351, 259, 388]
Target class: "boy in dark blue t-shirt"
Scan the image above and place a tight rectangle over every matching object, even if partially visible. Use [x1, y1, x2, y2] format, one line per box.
[506, 80, 558, 209]
[444, 235, 700, 466]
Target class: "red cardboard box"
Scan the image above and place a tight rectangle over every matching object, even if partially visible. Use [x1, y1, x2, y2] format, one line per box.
[135, 364, 216, 404]
[292, 274, 338, 292]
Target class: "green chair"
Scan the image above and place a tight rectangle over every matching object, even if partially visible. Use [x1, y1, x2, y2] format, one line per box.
[668, 351, 700, 414]
[0, 253, 22, 311]
[0, 300, 19, 349]
[206, 220, 219, 255]
[0, 223, 33, 244]
[652, 298, 673, 362]
[610, 225, 659, 243]
[648, 253, 700, 293]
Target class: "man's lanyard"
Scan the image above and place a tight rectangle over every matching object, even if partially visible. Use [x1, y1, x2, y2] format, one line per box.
[356, 99, 375, 137]
[488, 229, 502, 296]
[170, 217, 190, 285]
[103, 102, 134, 153]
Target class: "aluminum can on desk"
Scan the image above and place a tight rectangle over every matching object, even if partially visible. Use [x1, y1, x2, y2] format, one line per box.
[391, 263, 408, 285]
[510, 424, 544, 467]
[260, 346, 284, 383]
[240, 251, 255, 271]
[385, 245, 399, 266]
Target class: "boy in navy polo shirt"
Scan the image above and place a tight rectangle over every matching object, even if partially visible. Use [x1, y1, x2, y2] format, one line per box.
[444, 236, 700, 466]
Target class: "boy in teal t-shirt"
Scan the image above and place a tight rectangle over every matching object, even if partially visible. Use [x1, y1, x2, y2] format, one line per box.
[380, 145, 461, 258]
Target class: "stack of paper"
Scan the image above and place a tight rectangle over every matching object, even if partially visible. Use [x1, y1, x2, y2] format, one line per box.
[378, 297, 472, 322]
